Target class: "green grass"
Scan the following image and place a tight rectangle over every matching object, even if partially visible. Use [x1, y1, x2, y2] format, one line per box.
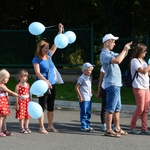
[120, 87, 135, 105]
[6, 77, 136, 105]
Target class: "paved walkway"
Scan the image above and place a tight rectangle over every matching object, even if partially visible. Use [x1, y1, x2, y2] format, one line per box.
[1, 105, 150, 150]
[9, 96, 136, 114]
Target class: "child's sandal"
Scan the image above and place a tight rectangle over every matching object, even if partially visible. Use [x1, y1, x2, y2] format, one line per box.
[25, 128, 32, 134]
[20, 128, 28, 134]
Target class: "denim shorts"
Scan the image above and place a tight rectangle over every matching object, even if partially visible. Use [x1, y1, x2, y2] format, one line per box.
[105, 85, 121, 113]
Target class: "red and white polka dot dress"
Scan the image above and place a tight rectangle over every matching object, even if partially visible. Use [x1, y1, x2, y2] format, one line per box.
[0, 84, 10, 116]
[15, 83, 31, 120]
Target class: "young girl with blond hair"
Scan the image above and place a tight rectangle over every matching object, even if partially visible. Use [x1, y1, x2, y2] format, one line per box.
[15, 69, 31, 134]
[0, 69, 24, 137]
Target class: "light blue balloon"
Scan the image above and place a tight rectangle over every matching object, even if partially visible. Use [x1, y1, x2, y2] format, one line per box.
[30, 80, 48, 96]
[28, 22, 45, 35]
[54, 34, 68, 49]
[148, 58, 150, 65]
[64, 31, 76, 44]
[28, 101, 43, 119]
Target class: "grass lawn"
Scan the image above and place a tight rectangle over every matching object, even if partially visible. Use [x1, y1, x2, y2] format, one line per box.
[55, 82, 136, 105]
[6, 77, 136, 105]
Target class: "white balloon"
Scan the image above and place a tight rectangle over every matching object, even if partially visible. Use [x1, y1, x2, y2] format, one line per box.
[30, 80, 48, 96]
[148, 58, 150, 65]
[54, 34, 69, 49]
[28, 101, 43, 119]
[64, 31, 76, 44]
[28, 22, 45, 35]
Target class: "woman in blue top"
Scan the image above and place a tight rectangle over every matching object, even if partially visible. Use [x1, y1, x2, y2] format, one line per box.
[32, 23, 63, 134]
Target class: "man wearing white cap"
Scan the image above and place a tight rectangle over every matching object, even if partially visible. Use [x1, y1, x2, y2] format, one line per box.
[100, 33, 132, 137]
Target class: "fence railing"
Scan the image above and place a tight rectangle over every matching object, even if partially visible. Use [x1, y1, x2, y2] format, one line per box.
[0, 29, 149, 79]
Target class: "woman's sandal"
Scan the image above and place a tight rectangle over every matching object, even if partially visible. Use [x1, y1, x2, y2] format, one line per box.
[105, 130, 121, 138]
[20, 128, 28, 134]
[39, 128, 48, 134]
[114, 129, 128, 135]
[0, 132, 6, 137]
[47, 126, 59, 132]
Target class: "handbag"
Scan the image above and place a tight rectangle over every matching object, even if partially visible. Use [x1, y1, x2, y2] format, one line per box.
[54, 66, 64, 84]
[48, 57, 64, 85]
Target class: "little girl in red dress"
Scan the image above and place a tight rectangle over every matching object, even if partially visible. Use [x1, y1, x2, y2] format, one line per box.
[0, 69, 24, 137]
[15, 69, 31, 134]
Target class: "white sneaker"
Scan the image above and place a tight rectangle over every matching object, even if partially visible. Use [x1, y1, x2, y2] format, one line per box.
[80, 128, 90, 132]
[101, 124, 106, 132]
[111, 124, 115, 130]
[88, 127, 94, 131]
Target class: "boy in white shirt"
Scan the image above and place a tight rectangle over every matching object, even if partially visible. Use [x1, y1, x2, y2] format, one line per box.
[75, 62, 94, 132]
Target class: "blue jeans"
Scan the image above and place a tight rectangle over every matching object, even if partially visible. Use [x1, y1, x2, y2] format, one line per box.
[105, 85, 121, 113]
[79, 101, 92, 129]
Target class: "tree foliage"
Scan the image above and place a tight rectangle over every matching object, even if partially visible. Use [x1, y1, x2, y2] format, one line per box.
[0, 0, 150, 36]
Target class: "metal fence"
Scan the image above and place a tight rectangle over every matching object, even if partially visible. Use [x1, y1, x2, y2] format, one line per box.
[0, 29, 149, 79]
[0, 29, 91, 68]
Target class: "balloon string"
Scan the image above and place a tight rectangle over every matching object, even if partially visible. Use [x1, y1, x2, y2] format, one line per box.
[30, 93, 32, 101]
[45, 25, 57, 29]
[46, 24, 65, 33]
[63, 28, 65, 33]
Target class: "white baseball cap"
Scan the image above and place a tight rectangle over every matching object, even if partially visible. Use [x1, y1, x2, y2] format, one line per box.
[102, 33, 119, 43]
[82, 62, 94, 71]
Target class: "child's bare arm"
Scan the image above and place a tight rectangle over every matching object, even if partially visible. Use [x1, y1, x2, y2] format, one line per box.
[0, 85, 24, 99]
[75, 83, 83, 102]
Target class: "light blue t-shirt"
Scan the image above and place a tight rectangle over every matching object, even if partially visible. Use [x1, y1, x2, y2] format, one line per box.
[100, 48, 122, 88]
[100, 66, 105, 89]
[32, 51, 55, 85]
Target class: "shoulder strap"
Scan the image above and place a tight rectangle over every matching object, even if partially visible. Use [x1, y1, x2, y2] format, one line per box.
[132, 71, 138, 82]
[47, 57, 50, 79]
[132, 59, 142, 82]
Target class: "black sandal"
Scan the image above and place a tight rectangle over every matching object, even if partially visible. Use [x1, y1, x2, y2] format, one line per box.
[25, 128, 32, 134]
[20, 128, 28, 134]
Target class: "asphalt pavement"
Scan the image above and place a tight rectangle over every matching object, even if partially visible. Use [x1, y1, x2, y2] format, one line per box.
[1, 98, 150, 150]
